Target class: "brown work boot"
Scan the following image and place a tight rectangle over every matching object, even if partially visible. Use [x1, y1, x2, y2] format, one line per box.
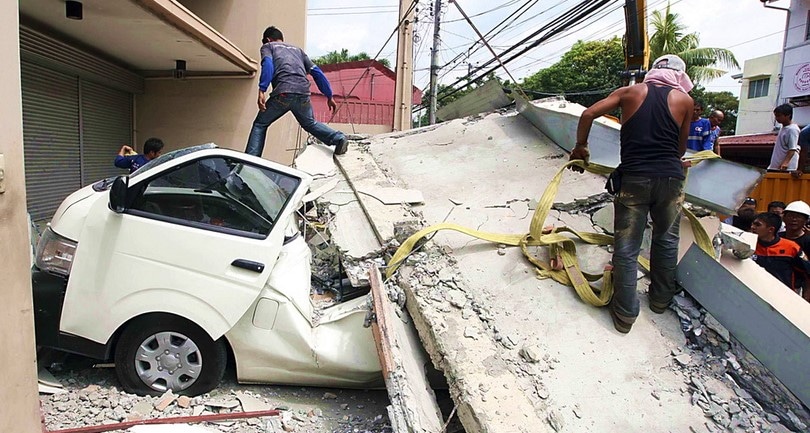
[609, 305, 636, 334]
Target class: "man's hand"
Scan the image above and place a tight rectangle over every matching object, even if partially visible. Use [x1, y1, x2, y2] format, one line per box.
[119, 145, 135, 156]
[569, 144, 590, 173]
[327, 97, 337, 112]
[682, 159, 693, 168]
[257, 90, 267, 112]
[780, 161, 790, 171]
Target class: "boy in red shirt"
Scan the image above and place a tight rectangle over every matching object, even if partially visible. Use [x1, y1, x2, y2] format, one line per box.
[751, 212, 810, 295]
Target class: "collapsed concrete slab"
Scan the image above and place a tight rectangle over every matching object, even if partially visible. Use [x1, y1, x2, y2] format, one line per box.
[327, 109, 800, 433]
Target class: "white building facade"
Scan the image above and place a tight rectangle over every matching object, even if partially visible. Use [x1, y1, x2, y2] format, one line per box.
[734, 53, 782, 135]
[777, 0, 810, 125]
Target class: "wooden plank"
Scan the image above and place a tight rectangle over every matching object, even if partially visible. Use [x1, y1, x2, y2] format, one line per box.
[676, 243, 810, 408]
[369, 267, 445, 433]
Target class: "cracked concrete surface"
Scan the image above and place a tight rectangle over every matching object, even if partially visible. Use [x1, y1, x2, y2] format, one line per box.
[337, 111, 792, 433]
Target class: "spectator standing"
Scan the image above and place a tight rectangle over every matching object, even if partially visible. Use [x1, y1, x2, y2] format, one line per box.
[782, 201, 810, 301]
[245, 26, 348, 157]
[687, 102, 713, 151]
[569, 54, 694, 333]
[114, 138, 164, 174]
[793, 124, 810, 178]
[723, 197, 758, 231]
[708, 110, 724, 153]
[751, 212, 810, 296]
[767, 104, 801, 172]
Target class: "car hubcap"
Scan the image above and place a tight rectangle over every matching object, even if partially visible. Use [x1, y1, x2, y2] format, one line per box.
[134, 331, 201, 392]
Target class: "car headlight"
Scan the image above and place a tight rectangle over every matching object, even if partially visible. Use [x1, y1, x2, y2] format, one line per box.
[35, 227, 77, 276]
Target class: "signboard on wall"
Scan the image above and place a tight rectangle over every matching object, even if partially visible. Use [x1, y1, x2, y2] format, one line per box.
[794, 63, 810, 93]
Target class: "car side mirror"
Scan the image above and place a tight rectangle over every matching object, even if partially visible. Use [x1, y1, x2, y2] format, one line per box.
[109, 176, 128, 213]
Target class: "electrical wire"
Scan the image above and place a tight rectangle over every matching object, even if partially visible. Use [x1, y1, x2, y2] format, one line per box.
[435, 0, 616, 104]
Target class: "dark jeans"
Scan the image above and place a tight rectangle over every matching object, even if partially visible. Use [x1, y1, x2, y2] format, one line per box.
[245, 93, 344, 156]
[612, 175, 685, 318]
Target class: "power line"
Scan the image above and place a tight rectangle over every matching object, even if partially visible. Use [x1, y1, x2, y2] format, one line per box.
[308, 10, 398, 16]
[308, 5, 398, 11]
[442, 0, 524, 23]
[435, 0, 617, 104]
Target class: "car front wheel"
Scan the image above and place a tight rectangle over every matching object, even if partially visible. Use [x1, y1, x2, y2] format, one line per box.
[114, 315, 226, 396]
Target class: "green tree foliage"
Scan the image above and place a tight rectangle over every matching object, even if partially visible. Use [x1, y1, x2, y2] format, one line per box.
[689, 86, 739, 135]
[520, 37, 624, 107]
[648, 2, 738, 84]
[312, 49, 391, 68]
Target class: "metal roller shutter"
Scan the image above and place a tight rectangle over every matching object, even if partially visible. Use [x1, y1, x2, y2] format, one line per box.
[21, 61, 81, 221]
[81, 81, 133, 184]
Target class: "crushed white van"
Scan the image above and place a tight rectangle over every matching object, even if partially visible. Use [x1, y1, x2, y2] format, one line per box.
[32, 144, 381, 396]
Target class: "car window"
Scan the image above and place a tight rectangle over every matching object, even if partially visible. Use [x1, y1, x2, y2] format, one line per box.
[129, 156, 301, 237]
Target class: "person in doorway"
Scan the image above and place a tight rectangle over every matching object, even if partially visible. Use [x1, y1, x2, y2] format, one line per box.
[569, 54, 694, 333]
[751, 212, 810, 296]
[114, 137, 164, 174]
[687, 101, 713, 151]
[723, 197, 758, 231]
[767, 104, 801, 172]
[245, 26, 348, 157]
[708, 109, 724, 153]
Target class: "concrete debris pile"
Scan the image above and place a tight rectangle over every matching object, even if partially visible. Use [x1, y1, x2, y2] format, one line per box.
[670, 292, 810, 432]
[39, 365, 392, 433]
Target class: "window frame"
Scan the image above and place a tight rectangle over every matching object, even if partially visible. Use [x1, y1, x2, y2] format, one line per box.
[747, 77, 770, 99]
[124, 155, 301, 239]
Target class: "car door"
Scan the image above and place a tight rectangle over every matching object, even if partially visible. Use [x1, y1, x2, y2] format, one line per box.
[61, 152, 311, 344]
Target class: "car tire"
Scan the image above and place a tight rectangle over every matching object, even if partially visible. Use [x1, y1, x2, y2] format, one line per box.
[114, 315, 226, 396]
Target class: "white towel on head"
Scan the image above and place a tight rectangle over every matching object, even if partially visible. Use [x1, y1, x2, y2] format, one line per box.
[644, 68, 694, 93]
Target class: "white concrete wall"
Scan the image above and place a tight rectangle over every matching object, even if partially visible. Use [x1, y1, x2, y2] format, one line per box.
[0, 1, 41, 431]
[137, 0, 307, 165]
[736, 53, 781, 135]
[781, 0, 810, 125]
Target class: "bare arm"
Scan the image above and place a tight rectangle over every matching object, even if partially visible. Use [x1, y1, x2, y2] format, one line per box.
[569, 89, 624, 172]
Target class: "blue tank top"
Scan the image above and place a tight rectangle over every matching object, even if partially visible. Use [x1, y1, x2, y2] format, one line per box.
[618, 84, 685, 179]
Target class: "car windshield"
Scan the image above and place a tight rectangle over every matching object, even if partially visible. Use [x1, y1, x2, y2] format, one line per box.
[130, 143, 218, 179]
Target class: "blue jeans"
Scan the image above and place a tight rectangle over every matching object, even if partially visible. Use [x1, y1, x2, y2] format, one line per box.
[612, 175, 685, 318]
[245, 93, 344, 156]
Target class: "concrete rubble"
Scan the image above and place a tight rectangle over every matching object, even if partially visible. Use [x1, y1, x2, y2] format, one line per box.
[39, 362, 393, 433]
[322, 109, 804, 433]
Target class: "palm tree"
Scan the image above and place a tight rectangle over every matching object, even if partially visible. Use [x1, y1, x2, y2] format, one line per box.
[648, 2, 738, 84]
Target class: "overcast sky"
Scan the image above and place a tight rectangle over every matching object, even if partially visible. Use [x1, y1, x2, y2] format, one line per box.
[305, 0, 789, 100]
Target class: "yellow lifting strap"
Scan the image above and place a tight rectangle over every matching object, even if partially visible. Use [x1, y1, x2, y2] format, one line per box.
[386, 150, 721, 308]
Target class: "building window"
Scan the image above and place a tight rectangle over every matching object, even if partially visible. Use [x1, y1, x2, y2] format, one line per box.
[748, 78, 770, 99]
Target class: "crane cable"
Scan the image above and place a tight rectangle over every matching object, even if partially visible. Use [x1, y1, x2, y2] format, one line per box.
[385, 150, 720, 307]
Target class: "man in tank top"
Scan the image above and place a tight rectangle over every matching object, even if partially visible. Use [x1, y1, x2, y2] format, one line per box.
[569, 54, 694, 333]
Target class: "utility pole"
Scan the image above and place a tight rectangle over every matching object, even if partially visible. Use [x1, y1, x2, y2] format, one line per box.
[393, 0, 415, 131]
[428, 0, 442, 124]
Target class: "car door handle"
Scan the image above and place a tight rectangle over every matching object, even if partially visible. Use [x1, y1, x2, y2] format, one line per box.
[231, 259, 265, 273]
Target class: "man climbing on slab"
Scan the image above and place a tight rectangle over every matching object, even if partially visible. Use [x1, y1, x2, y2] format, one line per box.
[568, 54, 694, 333]
[245, 26, 348, 158]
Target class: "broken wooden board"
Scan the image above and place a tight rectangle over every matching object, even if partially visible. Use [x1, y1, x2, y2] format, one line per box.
[369, 266, 444, 433]
[516, 96, 765, 215]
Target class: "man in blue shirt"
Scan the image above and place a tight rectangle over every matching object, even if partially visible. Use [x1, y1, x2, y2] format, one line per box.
[687, 102, 713, 151]
[245, 26, 348, 158]
[114, 137, 164, 173]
